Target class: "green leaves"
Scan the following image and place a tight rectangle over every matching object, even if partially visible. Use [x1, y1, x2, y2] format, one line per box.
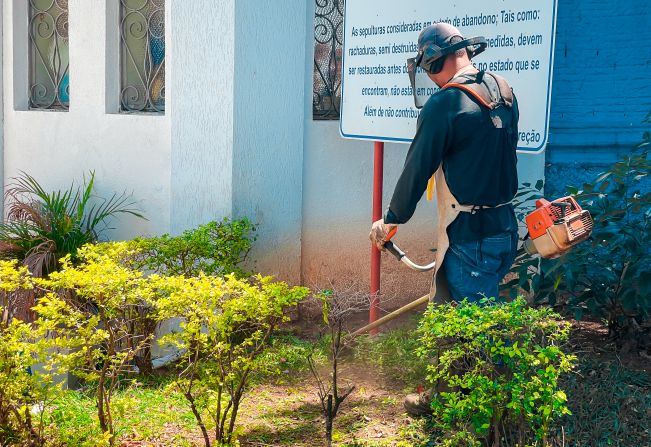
[552, 147, 650, 334]
[1, 240, 307, 447]
[416, 298, 575, 446]
[128, 218, 255, 278]
[0, 171, 145, 277]
[0, 267, 70, 446]
[152, 270, 308, 446]
[504, 144, 650, 344]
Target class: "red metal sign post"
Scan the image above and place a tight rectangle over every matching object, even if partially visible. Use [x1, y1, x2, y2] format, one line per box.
[369, 141, 384, 333]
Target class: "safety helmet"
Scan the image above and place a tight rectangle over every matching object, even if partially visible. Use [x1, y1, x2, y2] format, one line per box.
[407, 23, 487, 108]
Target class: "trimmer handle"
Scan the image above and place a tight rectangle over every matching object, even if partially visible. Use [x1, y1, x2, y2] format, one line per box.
[383, 240, 405, 261]
[381, 226, 437, 272]
[383, 227, 404, 260]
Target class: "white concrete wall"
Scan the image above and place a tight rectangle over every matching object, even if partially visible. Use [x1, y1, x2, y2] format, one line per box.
[231, 0, 307, 284]
[165, 0, 307, 284]
[300, 2, 546, 306]
[2, 0, 171, 239]
[2, 0, 308, 283]
[169, 0, 234, 232]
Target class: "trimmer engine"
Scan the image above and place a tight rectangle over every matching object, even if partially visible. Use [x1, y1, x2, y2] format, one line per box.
[523, 196, 593, 259]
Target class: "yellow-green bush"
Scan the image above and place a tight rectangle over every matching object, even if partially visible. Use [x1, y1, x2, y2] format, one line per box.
[3, 243, 310, 447]
[34, 244, 154, 446]
[0, 261, 69, 447]
[153, 273, 309, 447]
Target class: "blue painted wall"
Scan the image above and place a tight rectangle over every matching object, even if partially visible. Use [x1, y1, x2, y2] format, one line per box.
[545, 0, 651, 197]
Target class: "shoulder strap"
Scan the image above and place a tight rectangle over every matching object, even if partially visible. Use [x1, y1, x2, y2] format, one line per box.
[441, 71, 514, 109]
[486, 72, 514, 108]
[441, 82, 495, 109]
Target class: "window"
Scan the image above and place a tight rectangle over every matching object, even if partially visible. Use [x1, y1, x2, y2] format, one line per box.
[313, 0, 343, 120]
[29, 0, 69, 110]
[120, 0, 165, 113]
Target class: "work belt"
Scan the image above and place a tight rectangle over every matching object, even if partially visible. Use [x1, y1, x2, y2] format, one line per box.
[454, 202, 513, 214]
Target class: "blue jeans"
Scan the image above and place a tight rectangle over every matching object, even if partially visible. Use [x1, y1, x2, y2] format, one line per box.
[442, 231, 518, 303]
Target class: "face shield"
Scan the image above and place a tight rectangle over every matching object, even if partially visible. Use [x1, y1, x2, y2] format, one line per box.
[407, 55, 439, 109]
[407, 36, 487, 108]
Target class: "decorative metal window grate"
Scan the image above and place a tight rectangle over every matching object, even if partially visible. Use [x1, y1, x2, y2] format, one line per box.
[313, 0, 344, 120]
[29, 0, 69, 110]
[120, 0, 165, 113]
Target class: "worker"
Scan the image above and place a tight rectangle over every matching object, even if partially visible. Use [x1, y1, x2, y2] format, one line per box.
[368, 23, 520, 416]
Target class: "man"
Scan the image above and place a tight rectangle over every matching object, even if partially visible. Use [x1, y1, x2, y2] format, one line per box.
[368, 23, 520, 415]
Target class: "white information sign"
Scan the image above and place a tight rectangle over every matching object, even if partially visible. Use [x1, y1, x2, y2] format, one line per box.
[340, 0, 558, 153]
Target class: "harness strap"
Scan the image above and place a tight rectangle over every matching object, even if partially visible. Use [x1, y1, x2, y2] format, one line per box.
[488, 72, 514, 107]
[453, 201, 513, 215]
[441, 70, 514, 110]
[433, 71, 516, 209]
[442, 82, 495, 109]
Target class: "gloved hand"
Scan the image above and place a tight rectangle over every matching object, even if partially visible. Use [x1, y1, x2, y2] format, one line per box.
[369, 219, 397, 251]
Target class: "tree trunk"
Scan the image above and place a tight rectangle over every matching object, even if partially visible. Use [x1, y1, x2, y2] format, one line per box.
[134, 347, 153, 375]
[185, 392, 211, 447]
[325, 394, 333, 447]
[97, 374, 108, 435]
[491, 416, 500, 447]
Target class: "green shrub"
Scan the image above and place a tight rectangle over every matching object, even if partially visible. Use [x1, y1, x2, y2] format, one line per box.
[35, 244, 156, 446]
[129, 218, 256, 278]
[549, 147, 649, 337]
[153, 273, 309, 447]
[416, 298, 575, 446]
[0, 171, 144, 277]
[507, 146, 650, 346]
[83, 219, 257, 375]
[1, 230, 302, 447]
[0, 261, 69, 447]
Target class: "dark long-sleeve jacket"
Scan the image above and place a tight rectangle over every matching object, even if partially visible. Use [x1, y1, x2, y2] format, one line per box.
[384, 71, 519, 243]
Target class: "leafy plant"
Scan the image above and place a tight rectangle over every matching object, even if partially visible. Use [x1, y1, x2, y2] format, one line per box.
[129, 218, 255, 278]
[0, 171, 144, 277]
[0, 261, 69, 447]
[154, 273, 308, 447]
[416, 298, 575, 447]
[552, 147, 649, 342]
[35, 244, 156, 446]
[86, 219, 257, 375]
[506, 145, 650, 349]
